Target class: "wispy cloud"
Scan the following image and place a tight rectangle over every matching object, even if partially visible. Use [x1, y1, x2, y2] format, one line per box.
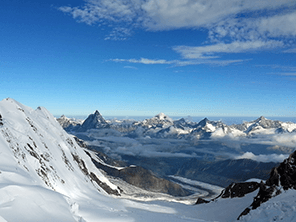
[104, 27, 132, 41]
[283, 48, 296, 53]
[279, 73, 296, 76]
[110, 58, 174, 65]
[109, 58, 246, 66]
[123, 66, 138, 70]
[173, 40, 283, 59]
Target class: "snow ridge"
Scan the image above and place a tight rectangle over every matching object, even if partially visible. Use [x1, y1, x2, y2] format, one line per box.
[0, 98, 121, 221]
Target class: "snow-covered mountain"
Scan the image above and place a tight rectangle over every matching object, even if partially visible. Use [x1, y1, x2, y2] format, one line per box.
[60, 112, 296, 140]
[0, 98, 127, 220]
[58, 111, 295, 187]
[56, 114, 83, 130]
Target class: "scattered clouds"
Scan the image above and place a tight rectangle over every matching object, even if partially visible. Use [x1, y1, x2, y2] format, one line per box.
[104, 27, 132, 41]
[59, 0, 140, 25]
[235, 152, 288, 163]
[59, 0, 296, 37]
[59, 0, 296, 64]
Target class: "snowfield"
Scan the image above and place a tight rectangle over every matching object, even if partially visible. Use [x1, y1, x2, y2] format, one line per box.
[239, 189, 296, 222]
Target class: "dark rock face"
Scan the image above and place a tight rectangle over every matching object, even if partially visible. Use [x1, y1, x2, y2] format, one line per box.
[195, 182, 260, 205]
[219, 182, 260, 198]
[91, 159, 191, 197]
[71, 152, 120, 196]
[238, 150, 296, 219]
[89, 172, 120, 196]
[266, 151, 296, 190]
[79, 110, 110, 131]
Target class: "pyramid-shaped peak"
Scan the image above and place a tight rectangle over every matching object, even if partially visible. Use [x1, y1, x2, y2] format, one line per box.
[94, 110, 102, 116]
[255, 116, 267, 122]
[199, 117, 209, 124]
[80, 110, 109, 130]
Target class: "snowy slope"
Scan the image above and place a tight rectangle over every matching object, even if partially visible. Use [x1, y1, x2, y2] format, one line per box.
[239, 189, 296, 222]
[0, 98, 124, 221]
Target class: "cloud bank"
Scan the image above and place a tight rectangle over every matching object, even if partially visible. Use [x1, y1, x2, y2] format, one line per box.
[236, 152, 288, 163]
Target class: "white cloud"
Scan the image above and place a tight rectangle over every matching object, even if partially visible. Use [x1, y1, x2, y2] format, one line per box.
[272, 133, 296, 147]
[123, 66, 138, 70]
[283, 48, 296, 53]
[109, 57, 245, 66]
[256, 11, 296, 37]
[173, 40, 283, 59]
[59, 0, 296, 37]
[141, 0, 295, 31]
[59, 0, 296, 61]
[59, 0, 140, 25]
[110, 58, 174, 65]
[236, 152, 288, 163]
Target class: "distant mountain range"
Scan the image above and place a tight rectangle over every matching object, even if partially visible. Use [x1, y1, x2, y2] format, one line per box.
[57, 111, 296, 140]
[57, 111, 296, 187]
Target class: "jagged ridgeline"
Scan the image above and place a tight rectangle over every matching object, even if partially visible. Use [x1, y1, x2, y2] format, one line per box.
[58, 112, 296, 140]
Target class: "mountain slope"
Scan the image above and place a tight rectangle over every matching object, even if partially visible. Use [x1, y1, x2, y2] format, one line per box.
[0, 98, 121, 221]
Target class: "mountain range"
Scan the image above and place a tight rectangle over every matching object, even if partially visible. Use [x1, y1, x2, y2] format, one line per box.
[58, 111, 296, 140]
[1, 98, 296, 221]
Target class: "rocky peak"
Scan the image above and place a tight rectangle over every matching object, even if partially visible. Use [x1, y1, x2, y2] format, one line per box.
[266, 150, 296, 190]
[254, 116, 281, 129]
[256, 116, 266, 121]
[197, 118, 210, 127]
[80, 110, 109, 130]
[94, 110, 101, 116]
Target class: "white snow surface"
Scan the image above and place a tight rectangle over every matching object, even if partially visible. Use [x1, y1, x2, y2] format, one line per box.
[240, 189, 296, 222]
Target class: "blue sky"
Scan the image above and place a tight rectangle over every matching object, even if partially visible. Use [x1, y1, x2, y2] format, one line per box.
[1, 0, 296, 117]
